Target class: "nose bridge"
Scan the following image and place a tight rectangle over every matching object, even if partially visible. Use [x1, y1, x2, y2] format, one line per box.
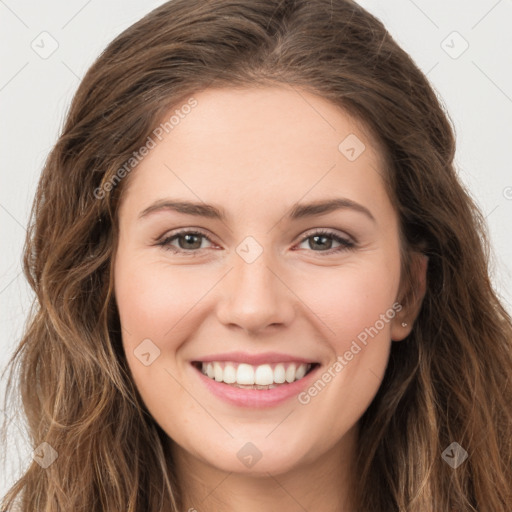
[215, 237, 295, 332]
[234, 245, 276, 295]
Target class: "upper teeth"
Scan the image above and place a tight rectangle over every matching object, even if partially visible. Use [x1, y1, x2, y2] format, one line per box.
[201, 362, 312, 385]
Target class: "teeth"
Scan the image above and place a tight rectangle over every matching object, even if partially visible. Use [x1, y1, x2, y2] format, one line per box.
[254, 364, 274, 385]
[214, 362, 223, 382]
[237, 363, 255, 385]
[285, 363, 296, 383]
[223, 363, 237, 384]
[274, 363, 286, 383]
[295, 364, 307, 380]
[201, 361, 313, 386]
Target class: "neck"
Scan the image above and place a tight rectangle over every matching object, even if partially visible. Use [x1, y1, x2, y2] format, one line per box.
[170, 424, 359, 512]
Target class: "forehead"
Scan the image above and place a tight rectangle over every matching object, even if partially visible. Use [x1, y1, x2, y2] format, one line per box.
[119, 85, 392, 221]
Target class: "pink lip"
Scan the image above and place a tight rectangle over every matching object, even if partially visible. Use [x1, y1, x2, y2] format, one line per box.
[192, 351, 317, 365]
[191, 362, 321, 408]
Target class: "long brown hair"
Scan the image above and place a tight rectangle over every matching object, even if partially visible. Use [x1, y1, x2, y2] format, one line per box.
[2, 0, 511, 510]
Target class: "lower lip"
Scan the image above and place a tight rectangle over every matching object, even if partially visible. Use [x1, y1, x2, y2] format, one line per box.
[192, 364, 321, 408]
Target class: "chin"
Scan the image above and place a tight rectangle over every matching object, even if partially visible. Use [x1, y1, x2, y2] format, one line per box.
[177, 433, 314, 477]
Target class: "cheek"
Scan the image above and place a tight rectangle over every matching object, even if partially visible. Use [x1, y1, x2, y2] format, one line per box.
[291, 265, 398, 438]
[114, 255, 214, 340]
[114, 256, 221, 402]
[113, 255, 205, 422]
[297, 261, 400, 346]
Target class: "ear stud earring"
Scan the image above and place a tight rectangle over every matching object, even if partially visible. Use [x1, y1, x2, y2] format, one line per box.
[401, 322, 408, 327]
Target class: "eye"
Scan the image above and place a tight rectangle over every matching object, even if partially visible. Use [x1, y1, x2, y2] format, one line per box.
[155, 228, 356, 256]
[156, 229, 215, 255]
[295, 229, 355, 255]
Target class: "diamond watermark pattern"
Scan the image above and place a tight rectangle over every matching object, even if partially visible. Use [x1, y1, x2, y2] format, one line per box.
[338, 134, 366, 161]
[441, 442, 468, 468]
[31, 31, 59, 59]
[32, 442, 58, 468]
[237, 442, 263, 468]
[236, 236, 263, 264]
[441, 31, 469, 60]
[134, 338, 161, 366]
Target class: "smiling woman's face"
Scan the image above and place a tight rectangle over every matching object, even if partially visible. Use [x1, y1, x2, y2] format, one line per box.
[113, 85, 413, 477]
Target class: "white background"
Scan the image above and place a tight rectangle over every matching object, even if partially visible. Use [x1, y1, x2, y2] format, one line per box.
[1, 0, 511, 497]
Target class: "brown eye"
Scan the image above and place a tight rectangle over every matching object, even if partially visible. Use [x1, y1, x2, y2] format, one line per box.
[296, 230, 355, 255]
[158, 230, 214, 254]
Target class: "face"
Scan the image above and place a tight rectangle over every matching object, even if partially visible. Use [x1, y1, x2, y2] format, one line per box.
[113, 85, 411, 477]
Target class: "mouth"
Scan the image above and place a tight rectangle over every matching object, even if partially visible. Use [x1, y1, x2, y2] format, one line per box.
[191, 361, 320, 390]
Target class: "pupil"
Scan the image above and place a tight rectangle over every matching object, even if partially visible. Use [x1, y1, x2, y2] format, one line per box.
[181, 234, 201, 249]
[312, 235, 331, 250]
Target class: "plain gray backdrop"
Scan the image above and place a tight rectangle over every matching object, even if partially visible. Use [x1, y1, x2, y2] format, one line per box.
[1, 0, 511, 497]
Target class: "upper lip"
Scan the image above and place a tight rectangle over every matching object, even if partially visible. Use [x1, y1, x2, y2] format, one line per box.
[192, 351, 319, 366]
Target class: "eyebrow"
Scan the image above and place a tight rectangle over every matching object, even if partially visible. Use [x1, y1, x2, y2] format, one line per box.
[138, 197, 376, 224]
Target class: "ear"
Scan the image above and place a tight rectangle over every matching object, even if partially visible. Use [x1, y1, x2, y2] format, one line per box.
[391, 252, 428, 342]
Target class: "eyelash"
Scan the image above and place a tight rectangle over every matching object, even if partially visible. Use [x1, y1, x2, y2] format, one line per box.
[155, 228, 356, 256]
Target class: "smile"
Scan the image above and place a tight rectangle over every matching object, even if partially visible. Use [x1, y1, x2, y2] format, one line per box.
[193, 361, 318, 389]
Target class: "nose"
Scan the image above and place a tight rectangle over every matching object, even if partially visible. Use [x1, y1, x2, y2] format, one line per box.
[215, 248, 296, 335]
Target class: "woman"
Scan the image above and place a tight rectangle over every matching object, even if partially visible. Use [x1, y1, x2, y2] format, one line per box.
[1, 0, 511, 510]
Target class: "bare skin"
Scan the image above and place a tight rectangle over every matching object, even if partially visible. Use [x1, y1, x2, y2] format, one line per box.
[113, 85, 427, 511]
